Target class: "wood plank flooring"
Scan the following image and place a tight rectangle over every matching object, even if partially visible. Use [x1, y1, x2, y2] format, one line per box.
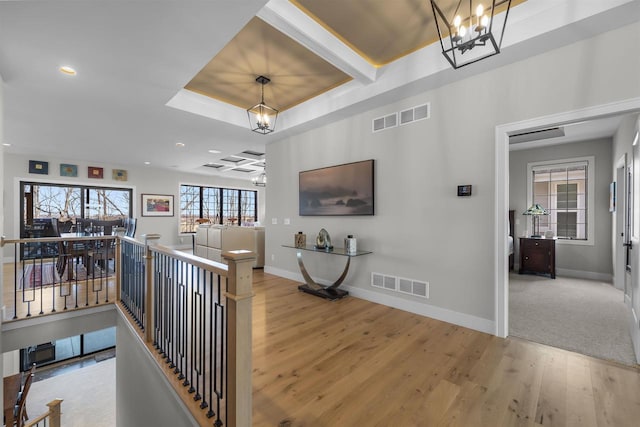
[2, 261, 116, 321]
[251, 271, 640, 427]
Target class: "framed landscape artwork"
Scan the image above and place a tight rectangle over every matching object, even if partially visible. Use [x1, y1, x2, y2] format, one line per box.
[142, 194, 174, 217]
[299, 159, 375, 216]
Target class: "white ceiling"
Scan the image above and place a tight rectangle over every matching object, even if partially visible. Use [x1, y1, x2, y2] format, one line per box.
[1, 0, 638, 181]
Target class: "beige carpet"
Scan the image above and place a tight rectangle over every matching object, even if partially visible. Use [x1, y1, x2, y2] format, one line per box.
[28, 358, 115, 427]
[509, 274, 637, 366]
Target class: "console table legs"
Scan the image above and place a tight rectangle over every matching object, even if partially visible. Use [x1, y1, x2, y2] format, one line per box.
[296, 250, 350, 300]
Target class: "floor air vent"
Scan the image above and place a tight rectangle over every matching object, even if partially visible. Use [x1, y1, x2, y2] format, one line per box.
[372, 273, 429, 299]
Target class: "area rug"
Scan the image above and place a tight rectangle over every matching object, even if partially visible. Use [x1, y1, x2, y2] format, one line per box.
[509, 274, 637, 366]
[19, 262, 114, 290]
[19, 262, 60, 290]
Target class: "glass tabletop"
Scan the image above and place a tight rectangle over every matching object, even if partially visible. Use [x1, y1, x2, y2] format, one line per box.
[282, 244, 372, 257]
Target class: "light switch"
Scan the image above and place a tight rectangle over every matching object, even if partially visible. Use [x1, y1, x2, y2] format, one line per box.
[271, 218, 278, 225]
[284, 218, 290, 225]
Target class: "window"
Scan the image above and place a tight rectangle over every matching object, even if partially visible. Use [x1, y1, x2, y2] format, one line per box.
[527, 157, 594, 244]
[179, 185, 257, 233]
[20, 181, 132, 238]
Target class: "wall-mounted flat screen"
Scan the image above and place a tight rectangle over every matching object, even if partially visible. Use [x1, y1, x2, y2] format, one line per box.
[299, 159, 374, 216]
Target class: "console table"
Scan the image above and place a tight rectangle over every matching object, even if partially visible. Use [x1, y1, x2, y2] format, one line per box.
[282, 244, 372, 301]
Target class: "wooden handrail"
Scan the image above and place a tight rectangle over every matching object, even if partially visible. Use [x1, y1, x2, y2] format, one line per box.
[24, 398, 63, 427]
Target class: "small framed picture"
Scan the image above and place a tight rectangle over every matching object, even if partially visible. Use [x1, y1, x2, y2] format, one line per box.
[29, 160, 49, 175]
[88, 166, 104, 179]
[60, 164, 78, 177]
[113, 169, 128, 181]
[141, 194, 174, 217]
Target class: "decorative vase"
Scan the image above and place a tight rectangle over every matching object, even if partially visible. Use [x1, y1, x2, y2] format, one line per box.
[344, 235, 357, 255]
[295, 232, 306, 248]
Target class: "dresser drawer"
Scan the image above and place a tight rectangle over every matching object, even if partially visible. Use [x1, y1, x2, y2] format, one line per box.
[519, 237, 556, 278]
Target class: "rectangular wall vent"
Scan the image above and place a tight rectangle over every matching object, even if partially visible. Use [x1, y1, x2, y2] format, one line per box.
[372, 113, 398, 133]
[400, 103, 430, 126]
[373, 117, 385, 132]
[372, 273, 429, 299]
[373, 104, 429, 132]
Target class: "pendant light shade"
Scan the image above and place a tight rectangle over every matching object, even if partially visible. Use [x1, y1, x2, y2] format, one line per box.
[247, 76, 278, 135]
[430, 0, 512, 69]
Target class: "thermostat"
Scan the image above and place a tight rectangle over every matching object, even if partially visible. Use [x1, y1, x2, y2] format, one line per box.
[457, 185, 472, 196]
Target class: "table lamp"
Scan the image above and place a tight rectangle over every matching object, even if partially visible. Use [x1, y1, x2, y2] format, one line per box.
[523, 204, 548, 237]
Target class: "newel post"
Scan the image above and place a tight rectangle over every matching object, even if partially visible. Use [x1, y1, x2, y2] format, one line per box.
[115, 237, 122, 302]
[47, 398, 64, 427]
[143, 234, 161, 343]
[223, 250, 255, 427]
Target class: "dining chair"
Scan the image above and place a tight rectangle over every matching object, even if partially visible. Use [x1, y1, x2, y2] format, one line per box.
[14, 370, 34, 427]
[125, 217, 137, 237]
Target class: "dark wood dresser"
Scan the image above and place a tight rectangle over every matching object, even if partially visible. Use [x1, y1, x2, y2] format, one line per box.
[519, 237, 556, 278]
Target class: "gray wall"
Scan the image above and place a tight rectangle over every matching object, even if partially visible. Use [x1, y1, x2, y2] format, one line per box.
[509, 138, 613, 278]
[116, 314, 198, 427]
[2, 152, 265, 252]
[264, 20, 640, 329]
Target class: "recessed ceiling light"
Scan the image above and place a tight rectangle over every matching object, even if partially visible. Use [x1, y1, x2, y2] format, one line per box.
[175, 142, 185, 148]
[144, 161, 151, 165]
[208, 149, 221, 154]
[2, 143, 11, 147]
[59, 65, 77, 76]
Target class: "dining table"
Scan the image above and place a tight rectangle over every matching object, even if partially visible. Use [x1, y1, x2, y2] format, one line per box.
[3, 373, 21, 426]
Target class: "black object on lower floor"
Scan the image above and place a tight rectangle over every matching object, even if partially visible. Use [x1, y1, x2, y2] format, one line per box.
[298, 284, 348, 301]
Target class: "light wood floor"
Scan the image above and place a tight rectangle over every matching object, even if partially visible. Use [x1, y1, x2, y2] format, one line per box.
[2, 261, 116, 321]
[252, 271, 640, 427]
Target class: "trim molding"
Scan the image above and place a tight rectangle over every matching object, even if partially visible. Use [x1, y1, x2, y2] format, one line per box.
[629, 306, 640, 364]
[554, 268, 613, 282]
[513, 264, 613, 282]
[264, 266, 495, 335]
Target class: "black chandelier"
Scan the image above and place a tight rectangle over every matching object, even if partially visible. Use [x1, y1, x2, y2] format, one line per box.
[247, 76, 278, 135]
[430, 0, 512, 69]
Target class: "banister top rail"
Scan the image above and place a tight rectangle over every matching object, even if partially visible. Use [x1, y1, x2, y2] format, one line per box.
[149, 243, 229, 277]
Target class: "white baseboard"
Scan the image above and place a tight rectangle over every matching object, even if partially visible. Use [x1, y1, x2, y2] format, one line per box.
[264, 266, 495, 335]
[514, 264, 612, 282]
[555, 268, 613, 282]
[629, 306, 640, 364]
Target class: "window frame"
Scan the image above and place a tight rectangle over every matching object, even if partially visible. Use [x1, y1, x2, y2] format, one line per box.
[179, 184, 258, 234]
[526, 156, 595, 246]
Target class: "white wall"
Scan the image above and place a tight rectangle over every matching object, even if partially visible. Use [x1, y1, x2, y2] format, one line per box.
[2, 152, 265, 251]
[116, 314, 199, 427]
[265, 20, 640, 332]
[611, 113, 640, 362]
[509, 138, 613, 280]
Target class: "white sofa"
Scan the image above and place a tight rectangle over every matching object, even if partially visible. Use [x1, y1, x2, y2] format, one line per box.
[195, 225, 264, 268]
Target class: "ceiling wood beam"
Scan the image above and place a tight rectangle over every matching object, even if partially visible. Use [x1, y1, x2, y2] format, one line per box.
[257, 0, 377, 84]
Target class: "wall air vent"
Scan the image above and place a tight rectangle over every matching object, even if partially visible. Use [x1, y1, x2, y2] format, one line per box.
[509, 127, 565, 144]
[374, 104, 430, 132]
[400, 103, 430, 125]
[372, 113, 398, 133]
[372, 273, 429, 299]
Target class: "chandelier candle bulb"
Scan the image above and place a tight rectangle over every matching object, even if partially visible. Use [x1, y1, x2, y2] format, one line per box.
[345, 235, 357, 255]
